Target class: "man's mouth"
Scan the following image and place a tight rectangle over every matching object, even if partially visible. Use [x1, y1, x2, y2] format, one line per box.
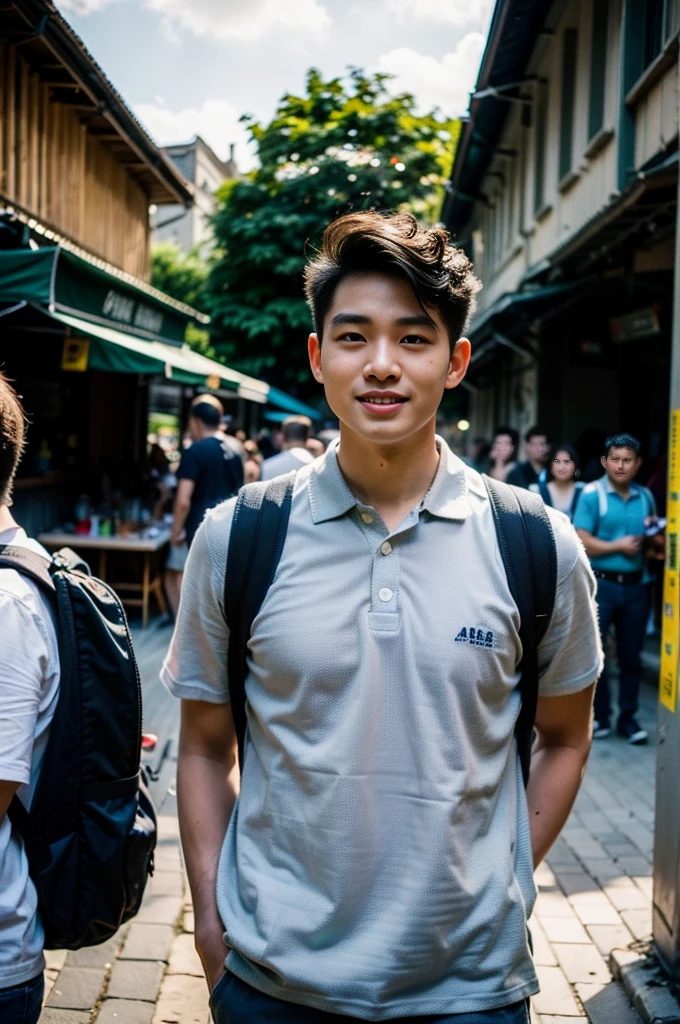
[357, 392, 408, 409]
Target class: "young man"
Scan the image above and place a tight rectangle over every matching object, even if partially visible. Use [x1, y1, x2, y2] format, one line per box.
[507, 427, 550, 490]
[170, 394, 244, 551]
[261, 415, 315, 480]
[163, 212, 601, 1023]
[0, 375, 60, 1024]
[574, 434, 655, 744]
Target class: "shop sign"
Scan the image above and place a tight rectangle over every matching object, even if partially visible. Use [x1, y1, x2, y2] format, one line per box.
[609, 305, 661, 343]
[62, 336, 90, 372]
[660, 407, 680, 712]
[102, 289, 164, 336]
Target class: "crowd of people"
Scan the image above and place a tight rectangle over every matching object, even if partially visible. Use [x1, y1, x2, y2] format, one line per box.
[469, 424, 664, 746]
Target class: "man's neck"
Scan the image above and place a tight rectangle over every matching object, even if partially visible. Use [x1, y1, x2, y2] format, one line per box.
[608, 474, 631, 498]
[0, 506, 18, 533]
[336, 422, 440, 525]
[529, 459, 545, 474]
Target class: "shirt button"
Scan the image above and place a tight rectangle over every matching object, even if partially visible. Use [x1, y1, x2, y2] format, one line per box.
[380, 541, 393, 556]
[378, 587, 393, 602]
[360, 512, 374, 525]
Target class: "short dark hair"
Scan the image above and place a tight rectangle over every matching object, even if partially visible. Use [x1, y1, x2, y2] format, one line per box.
[494, 425, 519, 453]
[0, 374, 26, 506]
[282, 415, 311, 445]
[304, 211, 480, 353]
[190, 400, 222, 428]
[603, 433, 641, 458]
[525, 425, 549, 444]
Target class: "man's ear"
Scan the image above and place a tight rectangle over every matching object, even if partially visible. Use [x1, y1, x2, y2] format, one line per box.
[601, 455, 607, 469]
[444, 338, 472, 390]
[308, 333, 323, 384]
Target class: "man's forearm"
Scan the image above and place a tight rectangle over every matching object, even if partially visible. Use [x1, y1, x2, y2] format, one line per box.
[526, 742, 590, 867]
[177, 749, 238, 978]
[576, 530, 618, 558]
[172, 500, 190, 536]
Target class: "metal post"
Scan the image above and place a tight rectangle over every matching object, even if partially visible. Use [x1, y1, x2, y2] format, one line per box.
[652, 53, 680, 983]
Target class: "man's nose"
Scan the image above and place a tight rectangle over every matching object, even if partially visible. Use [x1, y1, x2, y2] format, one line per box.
[364, 339, 401, 380]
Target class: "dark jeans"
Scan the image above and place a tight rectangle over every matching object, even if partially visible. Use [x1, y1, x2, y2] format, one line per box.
[594, 579, 650, 728]
[210, 970, 529, 1024]
[0, 973, 44, 1024]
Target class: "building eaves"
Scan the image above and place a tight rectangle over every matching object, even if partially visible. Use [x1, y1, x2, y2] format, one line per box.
[2, 0, 194, 207]
[442, 0, 557, 238]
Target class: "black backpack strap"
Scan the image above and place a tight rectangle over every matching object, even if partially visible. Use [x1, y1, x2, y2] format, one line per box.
[0, 544, 55, 594]
[224, 473, 296, 769]
[483, 477, 557, 785]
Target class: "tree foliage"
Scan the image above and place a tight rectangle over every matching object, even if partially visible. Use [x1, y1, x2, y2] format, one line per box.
[207, 67, 459, 395]
[151, 243, 214, 356]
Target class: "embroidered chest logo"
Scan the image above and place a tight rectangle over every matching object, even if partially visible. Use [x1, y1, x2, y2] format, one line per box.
[455, 627, 495, 648]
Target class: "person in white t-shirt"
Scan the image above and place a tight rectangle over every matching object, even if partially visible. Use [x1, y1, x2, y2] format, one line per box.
[0, 374, 60, 1024]
[260, 415, 316, 480]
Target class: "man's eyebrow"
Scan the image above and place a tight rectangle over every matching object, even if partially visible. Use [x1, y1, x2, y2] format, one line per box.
[328, 312, 439, 330]
[329, 313, 373, 327]
[394, 314, 439, 331]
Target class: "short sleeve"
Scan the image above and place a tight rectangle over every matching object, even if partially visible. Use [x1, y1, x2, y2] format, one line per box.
[572, 488, 598, 533]
[0, 593, 48, 784]
[161, 500, 235, 703]
[177, 446, 199, 482]
[537, 511, 603, 697]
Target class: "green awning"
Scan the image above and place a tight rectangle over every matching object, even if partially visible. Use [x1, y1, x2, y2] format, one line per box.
[266, 386, 320, 420]
[53, 311, 269, 402]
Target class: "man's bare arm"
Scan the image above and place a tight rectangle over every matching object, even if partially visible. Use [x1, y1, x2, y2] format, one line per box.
[177, 699, 238, 991]
[0, 780, 19, 823]
[172, 479, 195, 545]
[527, 684, 594, 866]
[576, 528, 640, 559]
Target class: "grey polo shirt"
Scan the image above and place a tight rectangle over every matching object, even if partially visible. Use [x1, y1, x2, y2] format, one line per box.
[162, 438, 602, 1020]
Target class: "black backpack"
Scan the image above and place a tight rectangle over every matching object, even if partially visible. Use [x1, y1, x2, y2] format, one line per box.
[0, 544, 157, 950]
[223, 473, 557, 786]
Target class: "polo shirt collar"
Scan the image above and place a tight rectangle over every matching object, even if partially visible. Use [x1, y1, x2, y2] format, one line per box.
[604, 476, 642, 498]
[308, 436, 471, 524]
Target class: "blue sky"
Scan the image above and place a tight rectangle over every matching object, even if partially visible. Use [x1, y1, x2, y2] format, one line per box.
[57, 0, 493, 169]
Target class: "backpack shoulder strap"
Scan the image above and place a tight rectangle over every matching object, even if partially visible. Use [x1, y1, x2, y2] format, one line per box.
[223, 472, 296, 769]
[0, 544, 55, 594]
[483, 477, 557, 785]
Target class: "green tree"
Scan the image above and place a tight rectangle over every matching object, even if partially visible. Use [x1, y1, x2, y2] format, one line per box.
[151, 243, 213, 356]
[207, 67, 460, 396]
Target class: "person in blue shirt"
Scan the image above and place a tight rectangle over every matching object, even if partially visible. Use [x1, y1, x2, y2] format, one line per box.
[574, 434, 657, 744]
[535, 443, 585, 522]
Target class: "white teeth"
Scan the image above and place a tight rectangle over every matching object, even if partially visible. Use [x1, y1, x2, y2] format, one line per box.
[362, 397, 402, 404]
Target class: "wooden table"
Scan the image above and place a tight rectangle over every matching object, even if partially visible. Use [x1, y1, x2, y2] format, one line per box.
[38, 530, 170, 629]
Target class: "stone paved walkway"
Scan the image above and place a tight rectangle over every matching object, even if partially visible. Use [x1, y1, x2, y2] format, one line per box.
[39, 684, 661, 1024]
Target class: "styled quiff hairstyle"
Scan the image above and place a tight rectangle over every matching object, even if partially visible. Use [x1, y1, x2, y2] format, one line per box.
[304, 211, 480, 353]
[0, 373, 26, 506]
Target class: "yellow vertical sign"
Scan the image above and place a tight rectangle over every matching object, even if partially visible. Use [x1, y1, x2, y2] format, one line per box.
[660, 408, 680, 711]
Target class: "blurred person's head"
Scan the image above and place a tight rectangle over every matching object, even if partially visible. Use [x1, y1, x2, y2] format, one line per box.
[282, 415, 312, 448]
[189, 396, 223, 441]
[525, 426, 550, 469]
[549, 443, 579, 484]
[304, 211, 477, 448]
[601, 433, 642, 486]
[490, 426, 519, 465]
[0, 373, 25, 509]
[306, 437, 326, 458]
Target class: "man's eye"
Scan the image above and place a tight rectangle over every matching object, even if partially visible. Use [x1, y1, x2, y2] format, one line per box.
[338, 332, 365, 342]
[401, 334, 430, 345]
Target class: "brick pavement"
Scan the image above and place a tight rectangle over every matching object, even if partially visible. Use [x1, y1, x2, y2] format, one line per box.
[39, 686, 660, 1024]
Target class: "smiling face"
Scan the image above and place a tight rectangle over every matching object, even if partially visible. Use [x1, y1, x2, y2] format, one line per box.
[551, 449, 576, 482]
[308, 271, 470, 449]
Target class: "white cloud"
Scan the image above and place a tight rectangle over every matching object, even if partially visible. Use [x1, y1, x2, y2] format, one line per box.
[147, 0, 330, 41]
[57, 0, 122, 11]
[386, 0, 493, 31]
[58, 0, 330, 39]
[376, 35, 486, 118]
[134, 98, 258, 170]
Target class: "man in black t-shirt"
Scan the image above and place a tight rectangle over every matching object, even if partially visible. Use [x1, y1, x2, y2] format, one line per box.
[171, 398, 244, 549]
[506, 426, 550, 489]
